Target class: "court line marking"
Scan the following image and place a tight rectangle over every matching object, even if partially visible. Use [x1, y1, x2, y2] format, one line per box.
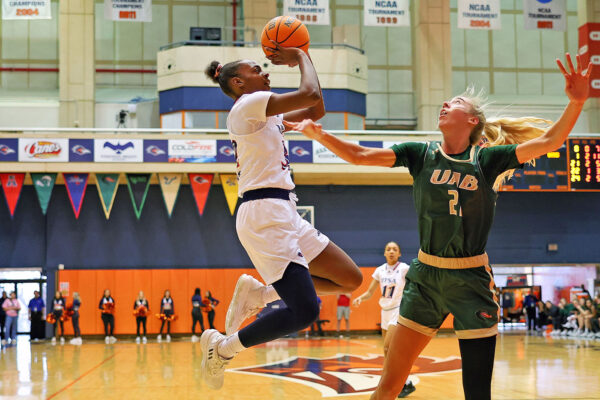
[46, 351, 118, 400]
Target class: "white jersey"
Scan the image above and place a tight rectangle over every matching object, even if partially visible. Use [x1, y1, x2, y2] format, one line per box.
[372, 261, 410, 310]
[226, 91, 294, 196]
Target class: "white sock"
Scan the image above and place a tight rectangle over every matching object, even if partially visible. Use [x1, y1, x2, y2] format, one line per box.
[218, 332, 246, 359]
[261, 285, 280, 305]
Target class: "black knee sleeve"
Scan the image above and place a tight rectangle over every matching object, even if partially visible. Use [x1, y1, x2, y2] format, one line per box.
[459, 335, 496, 400]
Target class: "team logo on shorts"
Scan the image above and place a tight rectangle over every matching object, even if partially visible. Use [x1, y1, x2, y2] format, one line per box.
[477, 310, 495, 320]
[230, 353, 461, 397]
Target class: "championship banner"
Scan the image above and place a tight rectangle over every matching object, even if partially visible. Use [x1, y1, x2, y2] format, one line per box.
[283, 0, 330, 25]
[220, 174, 238, 216]
[364, 0, 410, 27]
[126, 173, 151, 219]
[104, 0, 152, 22]
[0, 173, 24, 218]
[2, 0, 51, 20]
[63, 173, 89, 219]
[158, 173, 182, 217]
[31, 173, 56, 215]
[523, 0, 566, 31]
[457, 0, 501, 30]
[95, 173, 120, 220]
[189, 173, 213, 216]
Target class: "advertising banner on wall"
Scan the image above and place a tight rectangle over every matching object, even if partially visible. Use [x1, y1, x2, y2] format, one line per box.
[364, 0, 410, 27]
[126, 173, 151, 219]
[69, 139, 94, 162]
[104, 0, 151, 22]
[283, 0, 330, 25]
[94, 139, 143, 163]
[2, 0, 51, 20]
[0, 139, 18, 162]
[313, 140, 358, 163]
[31, 173, 56, 215]
[523, 0, 566, 31]
[0, 173, 24, 218]
[19, 139, 68, 162]
[457, 0, 501, 30]
[220, 173, 238, 216]
[168, 140, 216, 163]
[63, 173, 89, 219]
[95, 173, 120, 219]
[189, 173, 213, 216]
[158, 173, 182, 218]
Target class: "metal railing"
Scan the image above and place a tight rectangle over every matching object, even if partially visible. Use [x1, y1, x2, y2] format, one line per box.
[159, 40, 365, 55]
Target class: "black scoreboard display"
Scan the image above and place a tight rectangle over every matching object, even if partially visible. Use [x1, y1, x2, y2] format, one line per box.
[500, 144, 568, 191]
[568, 138, 600, 190]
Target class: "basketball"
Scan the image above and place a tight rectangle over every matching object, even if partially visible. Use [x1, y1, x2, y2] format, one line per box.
[261, 16, 310, 57]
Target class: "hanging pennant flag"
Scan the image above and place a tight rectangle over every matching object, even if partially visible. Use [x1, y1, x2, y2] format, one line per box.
[95, 173, 121, 219]
[31, 173, 56, 215]
[364, 0, 410, 27]
[2, 0, 51, 20]
[283, 0, 330, 25]
[0, 173, 24, 218]
[126, 173, 151, 219]
[457, 0, 501, 30]
[63, 173, 89, 219]
[219, 174, 239, 216]
[158, 173, 182, 217]
[104, 0, 152, 22]
[189, 174, 213, 216]
[523, 0, 566, 31]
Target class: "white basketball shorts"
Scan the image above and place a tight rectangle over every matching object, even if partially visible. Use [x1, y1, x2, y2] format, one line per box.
[236, 197, 330, 285]
[381, 306, 400, 331]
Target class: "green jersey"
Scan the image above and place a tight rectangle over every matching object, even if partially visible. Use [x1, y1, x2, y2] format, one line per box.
[392, 141, 522, 258]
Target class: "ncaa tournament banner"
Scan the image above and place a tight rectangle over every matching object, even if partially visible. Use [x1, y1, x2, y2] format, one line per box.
[69, 139, 94, 162]
[63, 173, 89, 219]
[364, 0, 410, 27]
[0, 139, 18, 161]
[126, 173, 152, 219]
[0, 173, 24, 218]
[457, 0, 501, 30]
[168, 140, 216, 163]
[312, 140, 358, 163]
[2, 0, 51, 20]
[158, 173, 182, 217]
[219, 174, 238, 216]
[95, 173, 121, 219]
[19, 138, 68, 162]
[104, 0, 151, 22]
[94, 139, 143, 163]
[189, 173, 213, 216]
[31, 173, 56, 215]
[283, 0, 330, 25]
[523, 0, 566, 31]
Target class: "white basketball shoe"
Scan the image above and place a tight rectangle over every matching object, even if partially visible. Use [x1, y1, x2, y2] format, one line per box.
[225, 274, 266, 335]
[200, 329, 230, 390]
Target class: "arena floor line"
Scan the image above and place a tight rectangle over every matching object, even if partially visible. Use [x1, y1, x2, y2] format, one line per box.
[1, 333, 599, 399]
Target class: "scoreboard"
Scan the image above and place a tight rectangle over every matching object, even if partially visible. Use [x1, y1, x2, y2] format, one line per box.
[568, 138, 600, 190]
[500, 138, 600, 192]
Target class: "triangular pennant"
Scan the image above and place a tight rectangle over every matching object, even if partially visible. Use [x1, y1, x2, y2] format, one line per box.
[219, 173, 239, 216]
[63, 173, 89, 219]
[31, 173, 57, 215]
[158, 173, 182, 217]
[188, 173, 213, 216]
[95, 173, 121, 219]
[126, 173, 152, 219]
[0, 173, 25, 219]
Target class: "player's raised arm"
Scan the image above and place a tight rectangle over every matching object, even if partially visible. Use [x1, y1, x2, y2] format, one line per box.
[288, 119, 397, 167]
[516, 53, 592, 164]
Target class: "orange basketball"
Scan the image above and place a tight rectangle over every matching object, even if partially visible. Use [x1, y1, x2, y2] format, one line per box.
[261, 16, 310, 57]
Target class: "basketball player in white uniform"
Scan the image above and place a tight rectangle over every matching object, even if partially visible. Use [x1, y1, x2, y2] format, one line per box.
[200, 42, 363, 390]
[353, 242, 415, 398]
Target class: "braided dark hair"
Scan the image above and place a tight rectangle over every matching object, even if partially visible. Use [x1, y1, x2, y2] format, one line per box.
[205, 60, 243, 98]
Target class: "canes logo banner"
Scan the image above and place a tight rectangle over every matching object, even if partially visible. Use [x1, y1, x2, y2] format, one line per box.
[0, 139, 18, 161]
[230, 354, 461, 397]
[69, 139, 94, 162]
[19, 139, 68, 162]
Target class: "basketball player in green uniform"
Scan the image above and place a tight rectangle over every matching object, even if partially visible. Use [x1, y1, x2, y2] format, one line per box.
[289, 54, 591, 400]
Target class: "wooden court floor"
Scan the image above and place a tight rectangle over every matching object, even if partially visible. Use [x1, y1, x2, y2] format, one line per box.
[0, 333, 599, 400]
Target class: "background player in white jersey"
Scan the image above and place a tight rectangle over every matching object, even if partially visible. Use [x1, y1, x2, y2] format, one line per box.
[353, 242, 415, 398]
[200, 42, 363, 390]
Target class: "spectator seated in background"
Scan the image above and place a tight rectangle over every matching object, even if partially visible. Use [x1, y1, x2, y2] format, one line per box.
[559, 297, 578, 336]
[536, 301, 552, 334]
[593, 296, 600, 338]
[546, 300, 563, 336]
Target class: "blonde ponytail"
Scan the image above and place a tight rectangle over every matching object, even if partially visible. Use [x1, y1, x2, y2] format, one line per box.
[460, 86, 553, 190]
